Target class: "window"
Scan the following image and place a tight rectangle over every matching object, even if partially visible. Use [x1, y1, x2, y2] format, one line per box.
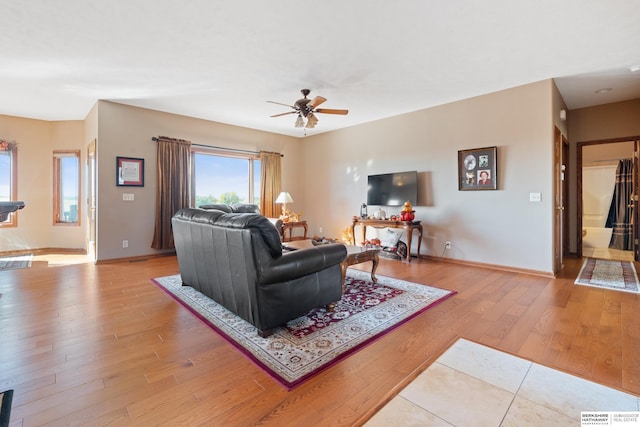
[192, 150, 261, 208]
[0, 144, 17, 227]
[53, 150, 80, 225]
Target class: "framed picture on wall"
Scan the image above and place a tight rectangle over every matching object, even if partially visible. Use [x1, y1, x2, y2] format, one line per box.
[458, 146, 497, 191]
[116, 156, 144, 187]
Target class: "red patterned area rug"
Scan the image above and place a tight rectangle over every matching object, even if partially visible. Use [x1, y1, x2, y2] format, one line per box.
[152, 269, 455, 390]
[575, 258, 640, 294]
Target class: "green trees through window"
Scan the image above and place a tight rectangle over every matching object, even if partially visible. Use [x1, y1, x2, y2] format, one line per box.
[192, 151, 261, 208]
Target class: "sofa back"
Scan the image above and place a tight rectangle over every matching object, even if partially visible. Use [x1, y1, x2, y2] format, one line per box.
[173, 208, 282, 258]
[198, 203, 261, 214]
[199, 203, 283, 239]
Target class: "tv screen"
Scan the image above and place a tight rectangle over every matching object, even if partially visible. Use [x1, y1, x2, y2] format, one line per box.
[367, 171, 418, 206]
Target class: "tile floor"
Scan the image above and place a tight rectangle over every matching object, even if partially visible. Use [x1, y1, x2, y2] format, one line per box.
[365, 338, 640, 427]
[582, 246, 634, 261]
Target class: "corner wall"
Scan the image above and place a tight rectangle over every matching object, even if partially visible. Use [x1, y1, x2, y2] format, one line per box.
[0, 114, 85, 252]
[95, 101, 301, 261]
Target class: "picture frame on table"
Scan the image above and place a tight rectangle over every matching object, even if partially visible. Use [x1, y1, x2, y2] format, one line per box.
[116, 156, 144, 187]
[458, 146, 497, 191]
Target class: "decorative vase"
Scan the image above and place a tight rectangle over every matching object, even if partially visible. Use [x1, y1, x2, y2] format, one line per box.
[400, 210, 415, 221]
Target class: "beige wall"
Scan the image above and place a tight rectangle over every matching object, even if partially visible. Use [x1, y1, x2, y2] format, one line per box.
[302, 80, 556, 273]
[0, 114, 85, 251]
[94, 101, 301, 260]
[569, 99, 640, 143]
[1, 80, 570, 274]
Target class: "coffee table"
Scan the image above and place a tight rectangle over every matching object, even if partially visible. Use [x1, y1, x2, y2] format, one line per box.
[283, 240, 380, 290]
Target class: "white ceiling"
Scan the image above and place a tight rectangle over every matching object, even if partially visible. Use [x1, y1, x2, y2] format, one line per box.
[1, 1, 639, 138]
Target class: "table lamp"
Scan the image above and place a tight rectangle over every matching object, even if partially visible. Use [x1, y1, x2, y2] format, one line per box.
[275, 191, 294, 219]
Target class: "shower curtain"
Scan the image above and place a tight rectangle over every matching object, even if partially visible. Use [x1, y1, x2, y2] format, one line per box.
[607, 158, 634, 250]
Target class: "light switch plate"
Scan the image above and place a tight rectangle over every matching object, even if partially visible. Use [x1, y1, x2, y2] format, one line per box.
[123, 193, 134, 201]
[529, 192, 541, 202]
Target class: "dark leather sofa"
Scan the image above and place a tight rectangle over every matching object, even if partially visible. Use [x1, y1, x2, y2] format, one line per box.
[172, 208, 347, 337]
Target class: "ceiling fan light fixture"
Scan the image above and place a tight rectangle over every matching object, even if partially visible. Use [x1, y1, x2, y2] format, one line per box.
[267, 89, 348, 130]
[305, 113, 318, 128]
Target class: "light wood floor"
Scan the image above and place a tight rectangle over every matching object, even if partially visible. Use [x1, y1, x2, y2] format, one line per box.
[1, 255, 638, 426]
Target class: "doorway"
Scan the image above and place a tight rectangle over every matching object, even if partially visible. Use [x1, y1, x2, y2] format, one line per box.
[578, 138, 637, 261]
[87, 140, 97, 262]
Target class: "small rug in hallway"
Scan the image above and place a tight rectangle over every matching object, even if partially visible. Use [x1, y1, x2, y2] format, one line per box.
[575, 258, 640, 294]
[152, 269, 456, 390]
[0, 254, 33, 271]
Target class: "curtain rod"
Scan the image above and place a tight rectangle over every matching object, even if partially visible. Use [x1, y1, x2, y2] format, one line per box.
[151, 137, 283, 157]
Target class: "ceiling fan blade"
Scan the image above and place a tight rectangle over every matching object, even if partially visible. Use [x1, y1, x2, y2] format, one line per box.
[266, 100, 295, 108]
[315, 108, 349, 115]
[308, 96, 327, 109]
[270, 111, 297, 118]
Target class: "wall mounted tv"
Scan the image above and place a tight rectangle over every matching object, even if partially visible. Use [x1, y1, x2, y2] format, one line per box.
[367, 171, 418, 206]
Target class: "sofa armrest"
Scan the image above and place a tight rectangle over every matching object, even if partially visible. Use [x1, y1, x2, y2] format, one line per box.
[258, 243, 347, 285]
[266, 217, 283, 238]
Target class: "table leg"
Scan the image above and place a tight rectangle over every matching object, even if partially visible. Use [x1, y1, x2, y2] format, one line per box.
[405, 224, 413, 263]
[340, 261, 347, 293]
[371, 252, 379, 283]
[416, 224, 423, 260]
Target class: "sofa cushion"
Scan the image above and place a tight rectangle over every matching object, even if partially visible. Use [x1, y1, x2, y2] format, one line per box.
[198, 203, 233, 213]
[231, 203, 261, 213]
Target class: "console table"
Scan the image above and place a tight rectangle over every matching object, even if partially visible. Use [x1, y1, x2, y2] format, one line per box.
[350, 218, 423, 263]
[282, 220, 308, 242]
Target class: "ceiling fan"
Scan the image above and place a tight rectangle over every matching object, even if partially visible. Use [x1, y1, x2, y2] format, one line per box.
[267, 89, 348, 129]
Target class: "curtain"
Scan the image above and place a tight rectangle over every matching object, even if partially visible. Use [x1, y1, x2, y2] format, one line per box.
[608, 158, 633, 250]
[259, 151, 282, 217]
[151, 136, 191, 249]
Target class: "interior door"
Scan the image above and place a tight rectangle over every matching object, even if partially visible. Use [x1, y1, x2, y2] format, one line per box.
[553, 127, 564, 273]
[562, 135, 570, 258]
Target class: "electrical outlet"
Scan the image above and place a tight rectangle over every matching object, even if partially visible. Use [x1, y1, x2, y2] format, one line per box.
[122, 240, 129, 248]
[319, 227, 323, 234]
[445, 241, 451, 249]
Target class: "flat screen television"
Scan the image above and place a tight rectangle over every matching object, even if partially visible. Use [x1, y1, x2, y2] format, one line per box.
[367, 171, 418, 206]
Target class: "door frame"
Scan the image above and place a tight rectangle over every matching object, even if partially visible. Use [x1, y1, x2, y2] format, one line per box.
[576, 136, 640, 261]
[87, 139, 97, 262]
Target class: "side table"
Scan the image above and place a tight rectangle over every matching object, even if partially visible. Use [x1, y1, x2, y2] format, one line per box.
[282, 220, 308, 242]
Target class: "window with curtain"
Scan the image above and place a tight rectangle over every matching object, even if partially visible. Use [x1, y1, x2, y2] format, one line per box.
[0, 143, 18, 227]
[53, 150, 80, 225]
[191, 149, 261, 207]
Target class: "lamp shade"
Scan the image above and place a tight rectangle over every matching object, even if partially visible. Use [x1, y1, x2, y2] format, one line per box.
[275, 192, 293, 204]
